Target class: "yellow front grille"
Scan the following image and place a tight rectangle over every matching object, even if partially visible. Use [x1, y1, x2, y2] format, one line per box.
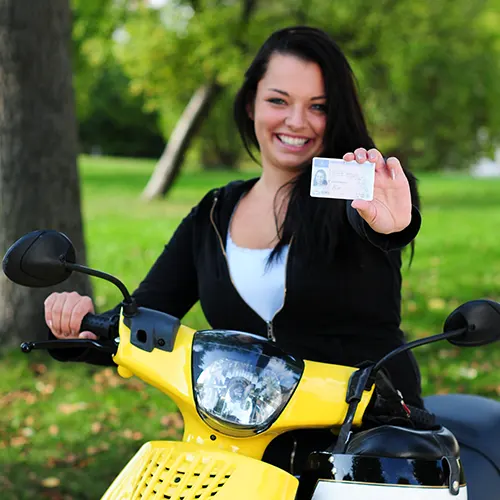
[134, 447, 235, 500]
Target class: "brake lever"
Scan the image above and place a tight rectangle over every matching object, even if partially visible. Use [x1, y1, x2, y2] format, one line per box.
[20, 338, 117, 354]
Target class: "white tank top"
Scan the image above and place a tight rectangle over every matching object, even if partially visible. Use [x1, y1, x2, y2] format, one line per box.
[226, 231, 289, 322]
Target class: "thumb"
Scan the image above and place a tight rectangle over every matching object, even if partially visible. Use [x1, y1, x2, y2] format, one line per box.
[351, 199, 376, 225]
[78, 331, 98, 340]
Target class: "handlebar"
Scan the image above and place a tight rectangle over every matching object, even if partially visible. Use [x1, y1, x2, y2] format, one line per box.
[19, 313, 119, 354]
[80, 313, 117, 339]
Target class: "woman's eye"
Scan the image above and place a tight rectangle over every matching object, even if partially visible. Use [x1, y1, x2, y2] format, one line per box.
[312, 103, 327, 112]
[267, 98, 286, 105]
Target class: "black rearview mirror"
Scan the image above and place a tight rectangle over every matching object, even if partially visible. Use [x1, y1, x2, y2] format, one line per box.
[444, 299, 500, 347]
[2, 230, 75, 287]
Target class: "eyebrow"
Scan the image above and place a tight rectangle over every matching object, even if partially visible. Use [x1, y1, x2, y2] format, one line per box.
[267, 88, 327, 100]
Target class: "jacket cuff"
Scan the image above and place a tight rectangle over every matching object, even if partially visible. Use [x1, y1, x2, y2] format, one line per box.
[361, 206, 421, 251]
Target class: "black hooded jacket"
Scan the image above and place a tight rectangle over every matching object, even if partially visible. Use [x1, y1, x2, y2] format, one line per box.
[50, 177, 423, 406]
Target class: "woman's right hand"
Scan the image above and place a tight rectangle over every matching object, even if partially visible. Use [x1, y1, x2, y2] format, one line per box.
[44, 292, 97, 340]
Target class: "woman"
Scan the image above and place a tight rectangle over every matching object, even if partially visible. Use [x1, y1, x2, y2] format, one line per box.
[45, 26, 422, 473]
[313, 169, 327, 186]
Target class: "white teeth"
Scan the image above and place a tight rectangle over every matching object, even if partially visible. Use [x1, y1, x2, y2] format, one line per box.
[278, 135, 308, 146]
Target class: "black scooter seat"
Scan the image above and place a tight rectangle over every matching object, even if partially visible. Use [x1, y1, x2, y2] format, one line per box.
[425, 394, 500, 470]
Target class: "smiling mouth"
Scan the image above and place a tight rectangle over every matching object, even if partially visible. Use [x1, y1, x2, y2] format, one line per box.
[276, 134, 311, 147]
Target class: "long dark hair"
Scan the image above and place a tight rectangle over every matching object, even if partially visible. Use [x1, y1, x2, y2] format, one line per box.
[234, 27, 378, 263]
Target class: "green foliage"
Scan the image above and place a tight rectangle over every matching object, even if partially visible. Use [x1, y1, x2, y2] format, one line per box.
[72, 0, 164, 158]
[71, 0, 123, 120]
[110, 0, 500, 170]
[372, 1, 500, 170]
[78, 62, 165, 158]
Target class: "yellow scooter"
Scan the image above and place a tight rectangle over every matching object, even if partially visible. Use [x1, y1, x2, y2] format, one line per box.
[4, 230, 500, 499]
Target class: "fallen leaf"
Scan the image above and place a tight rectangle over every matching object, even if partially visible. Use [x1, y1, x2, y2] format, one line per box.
[29, 363, 47, 376]
[160, 414, 184, 429]
[41, 477, 60, 488]
[159, 428, 181, 439]
[428, 298, 446, 311]
[57, 402, 88, 415]
[21, 427, 34, 438]
[91, 422, 102, 434]
[122, 429, 134, 439]
[10, 436, 28, 447]
[35, 381, 55, 395]
[49, 425, 59, 436]
[64, 454, 78, 465]
[77, 458, 94, 468]
[0, 390, 37, 406]
[126, 379, 146, 391]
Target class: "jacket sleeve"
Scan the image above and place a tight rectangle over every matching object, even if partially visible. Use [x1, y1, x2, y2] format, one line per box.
[127, 205, 200, 317]
[346, 167, 421, 251]
[48, 201, 202, 365]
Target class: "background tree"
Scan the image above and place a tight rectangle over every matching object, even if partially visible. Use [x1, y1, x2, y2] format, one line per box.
[0, 0, 92, 348]
[113, 0, 500, 198]
[72, 0, 165, 158]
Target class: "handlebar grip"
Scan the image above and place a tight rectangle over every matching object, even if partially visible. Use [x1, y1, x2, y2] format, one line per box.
[80, 313, 115, 339]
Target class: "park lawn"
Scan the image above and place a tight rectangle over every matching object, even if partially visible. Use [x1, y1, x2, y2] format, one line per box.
[0, 155, 499, 499]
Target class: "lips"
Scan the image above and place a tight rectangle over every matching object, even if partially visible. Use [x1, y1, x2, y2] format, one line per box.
[276, 134, 311, 147]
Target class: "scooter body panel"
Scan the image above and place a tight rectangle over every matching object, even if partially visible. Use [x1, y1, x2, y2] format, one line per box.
[101, 440, 298, 500]
[113, 315, 374, 461]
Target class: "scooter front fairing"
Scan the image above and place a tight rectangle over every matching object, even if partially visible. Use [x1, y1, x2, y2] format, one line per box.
[102, 440, 298, 500]
[101, 310, 374, 499]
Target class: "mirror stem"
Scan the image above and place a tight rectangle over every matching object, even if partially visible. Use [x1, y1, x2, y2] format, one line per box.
[64, 261, 137, 315]
[372, 327, 467, 375]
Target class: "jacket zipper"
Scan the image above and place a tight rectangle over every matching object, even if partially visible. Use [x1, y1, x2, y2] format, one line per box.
[265, 236, 292, 342]
[210, 193, 292, 342]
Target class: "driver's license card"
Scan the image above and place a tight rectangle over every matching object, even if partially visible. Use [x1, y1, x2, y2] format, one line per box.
[310, 157, 375, 201]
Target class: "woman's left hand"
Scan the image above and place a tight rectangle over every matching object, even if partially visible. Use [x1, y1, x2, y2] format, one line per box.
[343, 148, 412, 234]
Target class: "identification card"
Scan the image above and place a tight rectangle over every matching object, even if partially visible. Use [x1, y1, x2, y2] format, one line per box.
[310, 157, 375, 201]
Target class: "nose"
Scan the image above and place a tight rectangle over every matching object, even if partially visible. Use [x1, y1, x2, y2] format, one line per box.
[285, 105, 306, 130]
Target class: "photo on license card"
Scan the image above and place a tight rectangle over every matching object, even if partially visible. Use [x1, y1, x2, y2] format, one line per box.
[310, 157, 375, 201]
[310, 157, 330, 197]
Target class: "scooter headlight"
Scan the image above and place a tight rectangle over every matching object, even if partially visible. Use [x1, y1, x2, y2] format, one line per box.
[192, 330, 304, 437]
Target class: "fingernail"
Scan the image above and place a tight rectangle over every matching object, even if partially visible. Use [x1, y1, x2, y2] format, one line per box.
[391, 169, 396, 180]
[356, 153, 364, 161]
[47, 320, 52, 328]
[368, 153, 376, 161]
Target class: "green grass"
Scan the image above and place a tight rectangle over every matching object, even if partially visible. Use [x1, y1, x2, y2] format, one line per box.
[1, 156, 499, 498]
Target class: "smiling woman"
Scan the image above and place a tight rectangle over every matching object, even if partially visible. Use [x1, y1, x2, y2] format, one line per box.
[43, 26, 422, 477]
[249, 54, 327, 175]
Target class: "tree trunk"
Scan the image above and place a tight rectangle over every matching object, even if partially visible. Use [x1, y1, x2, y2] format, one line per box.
[142, 0, 258, 200]
[141, 82, 221, 200]
[0, 0, 92, 349]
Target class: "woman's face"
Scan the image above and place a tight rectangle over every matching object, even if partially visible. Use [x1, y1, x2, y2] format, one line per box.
[315, 170, 326, 184]
[250, 53, 327, 175]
